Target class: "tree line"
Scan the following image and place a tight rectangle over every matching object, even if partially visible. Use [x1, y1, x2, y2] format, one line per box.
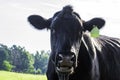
[0, 43, 50, 74]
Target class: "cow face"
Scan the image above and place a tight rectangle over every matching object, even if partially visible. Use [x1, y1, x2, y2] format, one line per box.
[50, 6, 83, 74]
[28, 5, 105, 79]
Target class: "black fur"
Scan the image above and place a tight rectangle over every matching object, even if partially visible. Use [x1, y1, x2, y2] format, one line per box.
[83, 18, 105, 31]
[27, 5, 120, 80]
[28, 15, 51, 29]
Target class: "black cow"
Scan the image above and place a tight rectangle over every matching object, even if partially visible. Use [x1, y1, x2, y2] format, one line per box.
[28, 5, 120, 80]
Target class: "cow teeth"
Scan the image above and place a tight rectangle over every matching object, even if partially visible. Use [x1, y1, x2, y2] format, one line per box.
[60, 67, 69, 70]
[56, 67, 73, 73]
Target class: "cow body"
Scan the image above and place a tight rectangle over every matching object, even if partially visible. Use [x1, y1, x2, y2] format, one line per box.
[72, 34, 120, 80]
[46, 33, 120, 80]
[28, 5, 120, 80]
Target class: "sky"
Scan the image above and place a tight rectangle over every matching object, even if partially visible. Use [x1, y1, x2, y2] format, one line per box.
[0, 0, 120, 53]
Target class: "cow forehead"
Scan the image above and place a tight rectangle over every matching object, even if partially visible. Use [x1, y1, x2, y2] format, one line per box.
[51, 15, 82, 31]
[50, 18, 83, 52]
[50, 8, 83, 29]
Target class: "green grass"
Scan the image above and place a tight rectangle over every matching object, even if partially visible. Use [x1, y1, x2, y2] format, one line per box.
[0, 70, 47, 80]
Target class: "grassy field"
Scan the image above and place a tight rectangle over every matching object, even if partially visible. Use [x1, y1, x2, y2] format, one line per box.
[0, 70, 47, 80]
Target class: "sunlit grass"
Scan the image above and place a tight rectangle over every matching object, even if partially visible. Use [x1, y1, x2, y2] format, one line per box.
[0, 70, 47, 80]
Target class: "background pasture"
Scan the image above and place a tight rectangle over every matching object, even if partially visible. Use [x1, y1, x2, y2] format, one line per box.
[0, 71, 47, 80]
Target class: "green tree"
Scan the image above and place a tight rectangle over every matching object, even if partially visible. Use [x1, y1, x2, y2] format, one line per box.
[0, 44, 10, 69]
[36, 68, 41, 74]
[34, 51, 40, 70]
[34, 50, 49, 74]
[10, 45, 34, 73]
[0, 44, 50, 74]
[2, 60, 13, 71]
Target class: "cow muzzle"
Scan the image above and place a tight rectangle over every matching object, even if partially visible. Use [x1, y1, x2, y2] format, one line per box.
[56, 52, 76, 74]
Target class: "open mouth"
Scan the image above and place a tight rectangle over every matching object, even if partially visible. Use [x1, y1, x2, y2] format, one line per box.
[56, 66, 74, 73]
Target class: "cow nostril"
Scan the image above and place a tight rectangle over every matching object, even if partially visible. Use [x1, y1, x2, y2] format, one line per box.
[71, 55, 75, 62]
[58, 54, 63, 61]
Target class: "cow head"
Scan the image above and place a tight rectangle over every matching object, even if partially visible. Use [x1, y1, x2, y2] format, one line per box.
[28, 5, 105, 80]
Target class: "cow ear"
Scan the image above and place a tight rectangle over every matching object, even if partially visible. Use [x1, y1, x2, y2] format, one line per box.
[83, 18, 105, 31]
[28, 15, 51, 29]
